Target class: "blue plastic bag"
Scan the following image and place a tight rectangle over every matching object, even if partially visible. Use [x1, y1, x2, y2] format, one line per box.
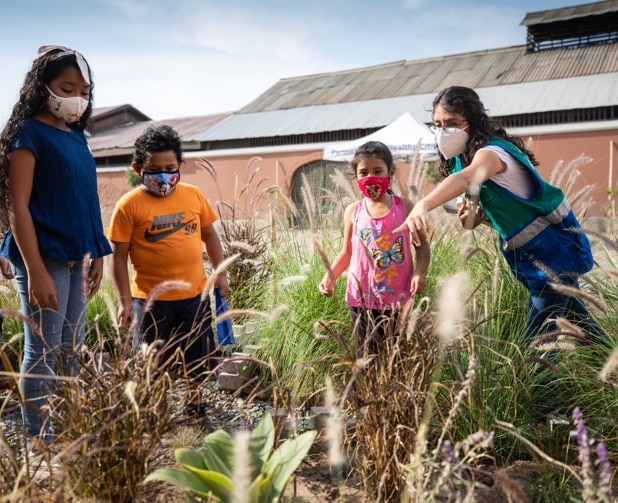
[215, 288, 235, 345]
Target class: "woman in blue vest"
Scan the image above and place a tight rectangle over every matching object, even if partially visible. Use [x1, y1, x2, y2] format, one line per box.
[397, 86, 607, 349]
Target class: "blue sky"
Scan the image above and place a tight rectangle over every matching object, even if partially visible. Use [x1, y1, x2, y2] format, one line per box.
[0, 0, 587, 122]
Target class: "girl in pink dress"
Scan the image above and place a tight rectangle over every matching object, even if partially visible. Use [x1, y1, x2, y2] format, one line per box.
[319, 141, 430, 358]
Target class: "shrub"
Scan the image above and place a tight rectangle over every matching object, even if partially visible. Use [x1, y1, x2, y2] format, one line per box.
[146, 412, 316, 502]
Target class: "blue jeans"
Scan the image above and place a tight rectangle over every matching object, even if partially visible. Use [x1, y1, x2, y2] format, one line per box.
[13, 255, 87, 441]
[524, 278, 608, 348]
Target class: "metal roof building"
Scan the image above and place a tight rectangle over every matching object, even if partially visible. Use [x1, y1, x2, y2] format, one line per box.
[92, 0, 618, 218]
[91, 0, 618, 154]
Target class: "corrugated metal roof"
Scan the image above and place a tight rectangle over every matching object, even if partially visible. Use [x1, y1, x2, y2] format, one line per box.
[88, 112, 231, 151]
[521, 0, 618, 26]
[90, 104, 151, 121]
[199, 73, 618, 141]
[239, 43, 618, 113]
[89, 2, 618, 153]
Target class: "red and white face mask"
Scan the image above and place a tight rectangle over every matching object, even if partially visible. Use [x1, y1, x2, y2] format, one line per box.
[357, 175, 391, 200]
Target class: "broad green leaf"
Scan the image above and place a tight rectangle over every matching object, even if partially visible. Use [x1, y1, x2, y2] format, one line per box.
[202, 429, 235, 477]
[248, 413, 275, 477]
[145, 467, 212, 495]
[264, 430, 317, 501]
[176, 447, 207, 470]
[253, 468, 277, 503]
[182, 465, 234, 501]
[247, 472, 266, 501]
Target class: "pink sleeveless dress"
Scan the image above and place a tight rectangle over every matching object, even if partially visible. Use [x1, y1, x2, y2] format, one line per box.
[346, 195, 414, 310]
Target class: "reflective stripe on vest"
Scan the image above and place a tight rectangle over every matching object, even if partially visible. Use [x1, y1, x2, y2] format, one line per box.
[503, 197, 571, 251]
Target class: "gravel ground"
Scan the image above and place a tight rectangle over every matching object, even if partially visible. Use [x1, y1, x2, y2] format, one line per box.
[0, 377, 366, 502]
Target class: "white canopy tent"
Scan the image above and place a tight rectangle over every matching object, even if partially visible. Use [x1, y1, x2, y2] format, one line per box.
[322, 112, 437, 162]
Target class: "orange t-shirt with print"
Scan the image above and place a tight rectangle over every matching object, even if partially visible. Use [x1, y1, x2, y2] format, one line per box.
[108, 183, 218, 301]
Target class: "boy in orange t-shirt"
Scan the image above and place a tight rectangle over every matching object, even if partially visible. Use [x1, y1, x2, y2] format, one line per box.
[109, 125, 228, 381]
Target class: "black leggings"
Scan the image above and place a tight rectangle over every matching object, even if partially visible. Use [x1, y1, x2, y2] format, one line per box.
[138, 294, 216, 378]
[350, 307, 399, 360]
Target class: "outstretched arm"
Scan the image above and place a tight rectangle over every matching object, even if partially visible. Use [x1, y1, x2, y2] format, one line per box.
[395, 150, 504, 245]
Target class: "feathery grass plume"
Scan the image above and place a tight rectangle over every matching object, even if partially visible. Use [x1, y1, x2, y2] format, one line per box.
[554, 317, 588, 341]
[142, 280, 190, 314]
[200, 253, 240, 301]
[547, 281, 608, 317]
[529, 318, 589, 350]
[266, 184, 301, 220]
[329, 167, 359, 202]
[324, 377, 345, 471]
[124, 380, 139, 416]
[100, 292, 119, 333]
[581, 227, 618, 253]
[279, 275, 308, 287]
[226, 240, 256, 254]
[232, 430, 251, 503]
[533, 335, 578, 353]
[313, 237, 334, 285]
[300, 180, 316, 232]
[598, 345, 618, 383]
[436, 272, 469, 345]
[547, 155, 599, 220]
[0, 308, 41, 337]
[419, 427, 495, 502]
[548, 155, 580, 190]
[525, 355, 561, 374]
[405, 141, 428, 203]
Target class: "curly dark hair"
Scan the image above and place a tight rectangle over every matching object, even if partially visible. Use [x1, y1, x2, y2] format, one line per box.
[132, 125, 184, 169]
[0, 46, 94, 232]
[350, 140, 396, 176]
[432, 86, 538, 178]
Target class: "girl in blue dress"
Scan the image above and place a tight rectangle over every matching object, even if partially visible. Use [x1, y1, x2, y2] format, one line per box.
[0, 46, 111, 443]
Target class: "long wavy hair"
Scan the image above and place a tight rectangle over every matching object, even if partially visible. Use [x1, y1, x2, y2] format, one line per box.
[432, 86, 538, 178]
[0, 47, 94, 233]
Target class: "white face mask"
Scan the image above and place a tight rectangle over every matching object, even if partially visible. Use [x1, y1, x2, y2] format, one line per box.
[45, 85, 88, 123]
[435, 127, 469, 159]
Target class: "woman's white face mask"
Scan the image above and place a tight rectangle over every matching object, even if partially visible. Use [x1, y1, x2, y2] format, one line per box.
[435, 127, 469, 159]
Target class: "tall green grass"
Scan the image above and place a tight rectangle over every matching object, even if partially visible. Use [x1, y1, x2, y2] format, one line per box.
[0, 150, 616, 501]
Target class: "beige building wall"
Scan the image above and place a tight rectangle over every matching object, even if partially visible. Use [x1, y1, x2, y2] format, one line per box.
[96, 127, 618, 226]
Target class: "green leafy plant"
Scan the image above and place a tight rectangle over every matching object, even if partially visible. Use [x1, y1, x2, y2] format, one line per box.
[125, 166, 141, 187]
[146, 412, 317, 502]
